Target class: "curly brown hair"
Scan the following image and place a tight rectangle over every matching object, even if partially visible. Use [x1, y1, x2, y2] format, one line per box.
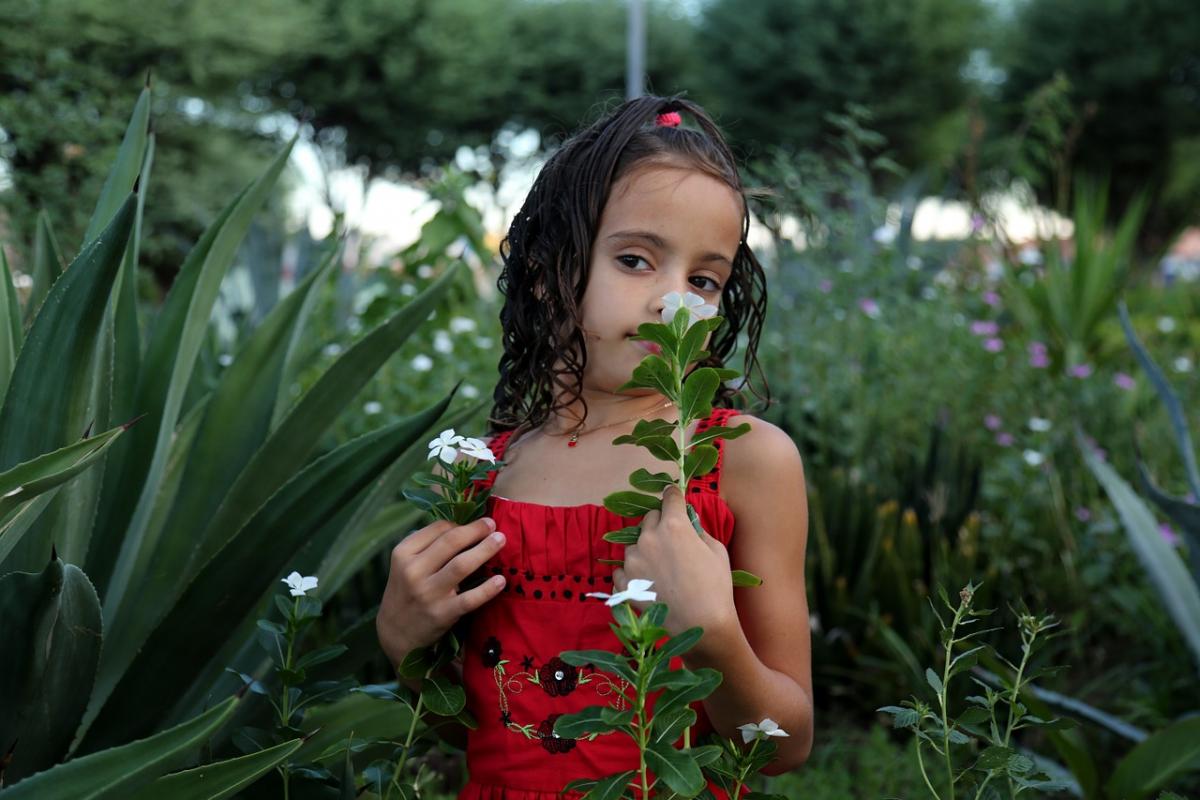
[487, 94, 770, 436]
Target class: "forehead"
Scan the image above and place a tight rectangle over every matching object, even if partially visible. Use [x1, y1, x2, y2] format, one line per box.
[599, 164, 743, 255]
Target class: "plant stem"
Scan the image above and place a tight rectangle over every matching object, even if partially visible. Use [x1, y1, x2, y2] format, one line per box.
[731, 739, 759, 798]
[391, 665, 433, 796]
[939, 602, 966, 800]
[999, 626, 1036, 800]
[916, 742, 944, 800]
[277, 597, 301, 800]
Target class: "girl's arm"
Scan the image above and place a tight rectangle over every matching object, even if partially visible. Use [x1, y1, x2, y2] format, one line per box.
[681, 415, 814, 774]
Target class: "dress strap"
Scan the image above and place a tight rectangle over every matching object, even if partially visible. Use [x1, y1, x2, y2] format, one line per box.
[475, 428, 518, 493]
[685, 406, 740, 499]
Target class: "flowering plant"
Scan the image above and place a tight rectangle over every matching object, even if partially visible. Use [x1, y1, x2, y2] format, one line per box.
[553, 584, 789, 799]
[403, 428, 500, 524]
[601, 291, 762, 589]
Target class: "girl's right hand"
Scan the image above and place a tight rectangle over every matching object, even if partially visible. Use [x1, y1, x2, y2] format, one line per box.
[376, 516, 507, 669]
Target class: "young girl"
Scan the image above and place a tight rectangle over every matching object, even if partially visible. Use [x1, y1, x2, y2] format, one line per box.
[376, 95, 812, 799]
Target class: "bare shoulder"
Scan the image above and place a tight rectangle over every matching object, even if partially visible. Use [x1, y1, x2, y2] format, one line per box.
[721, 413, 806, 512]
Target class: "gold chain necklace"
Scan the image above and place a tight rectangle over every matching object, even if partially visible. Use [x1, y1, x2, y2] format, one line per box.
[552, 399, 675, 448]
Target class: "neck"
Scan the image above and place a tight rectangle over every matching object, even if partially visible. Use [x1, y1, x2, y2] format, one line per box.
[546, 390, 675, 434]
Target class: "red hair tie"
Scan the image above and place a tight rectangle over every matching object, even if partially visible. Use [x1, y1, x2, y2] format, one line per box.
[655, 111, 682, 128]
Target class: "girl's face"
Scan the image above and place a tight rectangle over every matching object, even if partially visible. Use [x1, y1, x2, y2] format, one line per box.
[576, 163, 743, 395]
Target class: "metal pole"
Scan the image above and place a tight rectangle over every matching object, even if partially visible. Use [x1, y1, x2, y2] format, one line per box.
[626, 0, 645, 99]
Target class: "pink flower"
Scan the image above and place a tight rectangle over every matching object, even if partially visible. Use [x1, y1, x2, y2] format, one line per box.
[1029, 352, 1049, 368]
[858, 298, 881, 319]
[995, 432, 1014, 446]
[1159, 523, 1181, 547]
[984, 414, 1003, 431]
[1028, 340, 1047, 354]
[970, 213, 986, 235]
[982, 291, 1001, 308]
[819, 279, 833, 293]
[1074, 506, 1092, 522]
[1068, 363, 1093, 379]
[984, 337, 1004, 352]
[971, 320, 999, 336]
[1114, 372, 1136, 391]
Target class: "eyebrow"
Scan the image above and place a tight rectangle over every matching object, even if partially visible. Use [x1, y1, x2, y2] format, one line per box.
[606, 229, 734, 268]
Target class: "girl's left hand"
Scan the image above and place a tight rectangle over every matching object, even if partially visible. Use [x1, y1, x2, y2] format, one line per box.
[613, 485, 737, 639]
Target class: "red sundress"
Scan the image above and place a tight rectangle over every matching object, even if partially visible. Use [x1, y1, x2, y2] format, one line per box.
[457, 406, 750, 800]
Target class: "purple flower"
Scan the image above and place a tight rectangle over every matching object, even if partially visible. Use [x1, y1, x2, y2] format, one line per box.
[970, 213, 986, 234]
[1028, 340, 1047, 354]
[995, 432, 1014, 446]
[1074, 506, 1092, 522]
[982, 290, 1001, 308]
[971, 320, 999, 336]
[1029, 352, 1050, 369]
[984, 337, 1004, 352]
[984, 414, 1003, 431]
[1068, 363, 1093, 379]
[1159, 523, 1181, 548]
[858, 298, 881, 319]
[819, 279, 833, 294]
[1114, 372, 1136, 391]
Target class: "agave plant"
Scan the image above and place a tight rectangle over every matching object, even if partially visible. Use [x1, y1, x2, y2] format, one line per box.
[0, 86, 481, 794]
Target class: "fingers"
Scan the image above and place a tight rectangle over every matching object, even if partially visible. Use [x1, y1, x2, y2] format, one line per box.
[415, 516, 497, 574]
[431, 524, 507, 594]
[394, 517, 461, 558]
[613, 566, 625, 593]
[450, 570, 508, 618]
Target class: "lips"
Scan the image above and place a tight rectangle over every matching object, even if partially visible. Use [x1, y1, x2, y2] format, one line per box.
[631, 338, 661, 356]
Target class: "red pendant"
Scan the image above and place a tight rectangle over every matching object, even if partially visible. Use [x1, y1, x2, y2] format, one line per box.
[568, 432, 579, 447]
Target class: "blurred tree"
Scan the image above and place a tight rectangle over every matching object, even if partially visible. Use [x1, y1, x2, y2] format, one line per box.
[0, 0, 314, 285]
[266, 0, 700, 178]
[693, 0, 988, 172]
[995, 0, 1200, 249]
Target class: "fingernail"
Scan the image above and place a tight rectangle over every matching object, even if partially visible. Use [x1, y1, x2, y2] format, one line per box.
[491, 531, 506, 545]
[482, 517, 496, 531]
[492, 575, 506, 587]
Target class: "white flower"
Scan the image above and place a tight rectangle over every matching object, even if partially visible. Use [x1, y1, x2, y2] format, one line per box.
[458, 437, 496, 464]
[586, 578, 657, 607]
[1173, 356, 1192, 373]
[1018, 245, 1043, 266]
[461, 384, 481, 399]
[1023, 449, 1045, 467]
[872, 225, 897, 246]
[322, 343, 343, 358]
[428, 429, 465, 464]
[661, 291, 717, 326]
[474, 336, 493, 349]
[449, 316, 477, 334]
[346, 316, 363, 334]
[433, 330, 453, 354]
[281, 571, 318, 597]
[417, 265, 434, 279]
[400, 283, 417, 297]
[737, 718, 790, 744]
[411, 354, 434, 372]
[1027, 417, 1052, 432]
[363, 401, 383, 415]
[1157, 316, 1177, 333]
[218, 353, 234, 367]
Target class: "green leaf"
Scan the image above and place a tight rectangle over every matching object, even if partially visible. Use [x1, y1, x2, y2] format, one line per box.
[559, 649, 638, 684]
[1, 696, 240, 800]
[629, 468, 676, 493]
[580, 770, 636, 800]
[421, 675, 466, 716]
[0, 194, 137, 573]
[82, 86, 150, 245]
[603, 490, 662, 517]
[23, 210, 66, 327]
[295, 691, 414, 764]
[683, 444, 719, 483]
[0, 248, 22, 401]
[650, 705, 697, 745]
[731, 570, 764, 587]
[553, 706, 627, 738]
[0, 557, 103, 782]
[1107, 716, 1200, 800]
[633, 322, 678, 359]
[645, 741, 706, 797]
[676, 317, 711, 368]
[652, 667, 722, 721]
[623, 354, 676, 398]
[657, 627, 704, 661]
[926, 667, 944, 695]
[680, 368, 719, 424]
[0, 424, 131, 566]
[127, 738, 303, 800]
[690, 422, 751, 450]
[82, 396, 453, 751]
[1078, 424, 1200, 671]
[877, 705, 920, 729]
[602, 525, 642, 545]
